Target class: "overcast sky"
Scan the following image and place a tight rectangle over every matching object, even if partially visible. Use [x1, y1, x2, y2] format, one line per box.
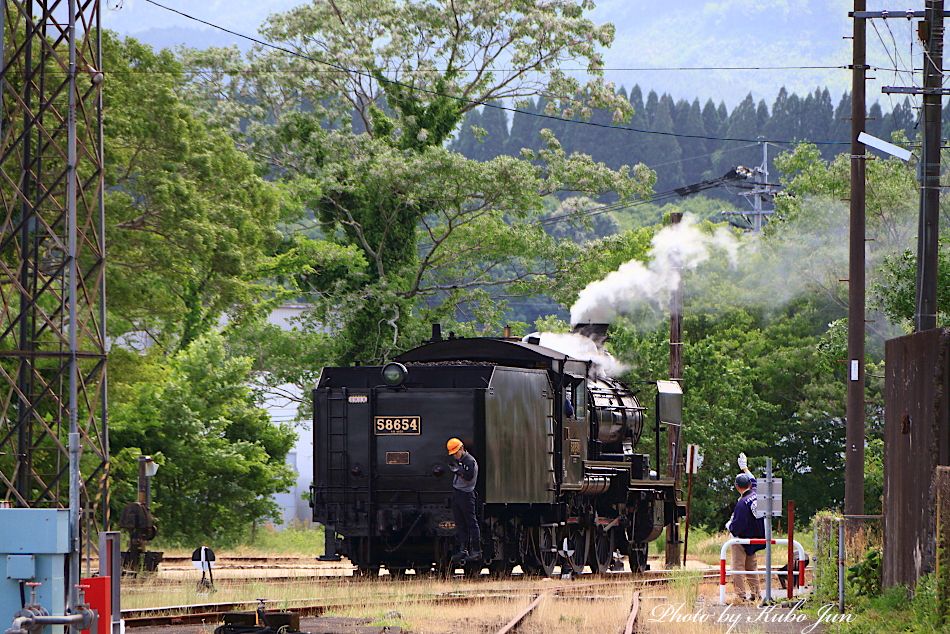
[103, 0, 922, 109]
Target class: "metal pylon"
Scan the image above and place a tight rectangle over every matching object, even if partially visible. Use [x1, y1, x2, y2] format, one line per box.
[0, 0, 107, 563]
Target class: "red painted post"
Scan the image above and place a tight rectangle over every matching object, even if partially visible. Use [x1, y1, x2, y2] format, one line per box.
[720, 558, 726, 585]
[80, 576, 111, 634]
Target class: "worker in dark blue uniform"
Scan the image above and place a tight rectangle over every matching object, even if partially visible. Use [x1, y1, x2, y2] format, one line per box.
[447, 437, 481, 562]
[726, 452, 765, 603]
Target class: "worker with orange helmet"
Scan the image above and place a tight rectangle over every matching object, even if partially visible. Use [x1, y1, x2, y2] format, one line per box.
[446, 437, 481, 562]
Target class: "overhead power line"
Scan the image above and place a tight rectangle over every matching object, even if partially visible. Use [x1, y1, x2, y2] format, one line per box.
[30, 65, 908, 76]
[141, 0, 851, 146]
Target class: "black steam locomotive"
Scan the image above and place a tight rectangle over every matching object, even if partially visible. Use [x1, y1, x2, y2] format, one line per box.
[311, 325, 684, 576]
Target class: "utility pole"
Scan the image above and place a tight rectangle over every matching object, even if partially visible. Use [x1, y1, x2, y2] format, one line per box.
[916, 0, 943, 331]
[846, 0, 867, 517]
[751, 142, 768, 233]
[665, 210, 683, 567]
[719, 140, 777, 232]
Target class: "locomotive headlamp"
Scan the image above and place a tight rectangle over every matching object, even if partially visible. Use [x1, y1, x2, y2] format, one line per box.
[381, 362, 408, 386]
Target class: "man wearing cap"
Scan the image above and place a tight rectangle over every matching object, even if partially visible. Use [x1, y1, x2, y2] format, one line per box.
[726, 452, 765, 603]
[446, 438, 481, 561]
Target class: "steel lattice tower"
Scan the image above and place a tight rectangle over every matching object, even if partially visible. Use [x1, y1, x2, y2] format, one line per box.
[0, 0, 107, 560]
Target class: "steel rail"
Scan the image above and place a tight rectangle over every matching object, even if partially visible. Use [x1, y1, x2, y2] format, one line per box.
[495, 593, 546, 634]
[622, 591, 641, 634]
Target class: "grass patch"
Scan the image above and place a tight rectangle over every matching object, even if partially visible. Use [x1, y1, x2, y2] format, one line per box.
[153, 522, 325, 557]
[802, 574, 942, 633]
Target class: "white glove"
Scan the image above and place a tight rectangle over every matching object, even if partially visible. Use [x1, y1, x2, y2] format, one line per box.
[737, 452, 748, 470]
[726, 518, 733, 534]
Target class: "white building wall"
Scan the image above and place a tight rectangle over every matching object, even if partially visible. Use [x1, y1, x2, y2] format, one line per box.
[263, 305, 314, 527]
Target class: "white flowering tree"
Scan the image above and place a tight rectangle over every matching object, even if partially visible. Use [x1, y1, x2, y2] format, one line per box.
[187, 0, 654, 363]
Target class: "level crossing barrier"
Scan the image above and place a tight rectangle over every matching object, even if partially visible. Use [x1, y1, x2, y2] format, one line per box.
[718, 537, 806, 604]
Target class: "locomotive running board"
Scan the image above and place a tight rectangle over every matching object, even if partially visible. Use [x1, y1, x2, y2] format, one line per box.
[629, 478, 676, 488]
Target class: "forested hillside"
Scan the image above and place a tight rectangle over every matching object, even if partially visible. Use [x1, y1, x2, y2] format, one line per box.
[452, 87, 920, 192]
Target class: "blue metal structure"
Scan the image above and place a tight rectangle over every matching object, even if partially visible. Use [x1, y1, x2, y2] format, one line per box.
[0, 509, 69, 633]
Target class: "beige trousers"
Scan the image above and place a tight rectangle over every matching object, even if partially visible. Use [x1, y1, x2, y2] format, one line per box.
[731, 543, 760, 598]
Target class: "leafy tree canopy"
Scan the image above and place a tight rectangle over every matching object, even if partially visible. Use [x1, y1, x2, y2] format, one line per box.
[184, 0, 655, 370]
[103, 32, 292, 351]
[109, 333, 296, 545]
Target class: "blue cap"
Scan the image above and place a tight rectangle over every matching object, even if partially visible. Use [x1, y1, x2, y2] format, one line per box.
[735, 473, 752, 488]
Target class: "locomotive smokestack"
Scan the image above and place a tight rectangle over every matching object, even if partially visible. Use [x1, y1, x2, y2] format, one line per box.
[571, 323, 610, 349]
[431, 323, 443, 342]
[503, 324, 512, 338]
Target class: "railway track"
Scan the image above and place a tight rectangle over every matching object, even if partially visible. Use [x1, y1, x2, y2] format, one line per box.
[124, 566, 719, 586]
[622, 591, 641, 634]
[491, 587, 643, 634]
[122, 574, 682, 629]
[496, 593, 546, 634]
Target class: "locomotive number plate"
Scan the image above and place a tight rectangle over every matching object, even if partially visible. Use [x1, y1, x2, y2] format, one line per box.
[374, 416, 421, 435]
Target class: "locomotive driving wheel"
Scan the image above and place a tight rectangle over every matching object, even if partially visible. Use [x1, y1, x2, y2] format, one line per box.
[590, 527, 614, 575]
[537, 526, 558, 577]
[563, 527, 590, 575]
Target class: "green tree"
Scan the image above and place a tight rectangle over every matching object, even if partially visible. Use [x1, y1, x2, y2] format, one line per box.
[715, 94, 758, 174]
[187, 0, 651, 364]
[99, 32, 309, 541]
[774, 142, 930, 333]
[476, 103, 510, 161]
[109, 333, 296, 544]
[640, 94, 682, 189]
[451, 107, 483, 157]
[676, 99, 709, 183]
[104, 33, 288, 350]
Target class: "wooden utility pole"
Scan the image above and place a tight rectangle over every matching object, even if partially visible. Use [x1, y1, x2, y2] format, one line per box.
[846, 0, 867, 517]
[916, 0, 944, 332]
[665, 210, 683, 566]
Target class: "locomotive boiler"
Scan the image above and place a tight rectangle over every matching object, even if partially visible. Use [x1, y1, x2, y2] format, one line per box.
[311, 325, 684, 576]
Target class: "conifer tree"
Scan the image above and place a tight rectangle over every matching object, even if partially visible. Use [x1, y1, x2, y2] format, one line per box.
[642, 94, 683, 189]
[506, 97, 541, 154]
[677, 98, 710, 183]
[477, 102, 509, 161]
[452, 108, 483, 156]
[717, 93, 759, 174]
[830, 92, 853, 155]
[702, 98, 723, 161]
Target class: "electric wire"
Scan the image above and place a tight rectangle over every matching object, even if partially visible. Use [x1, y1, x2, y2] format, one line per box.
[140, 0, 852, 146]
[883, 17, 917, 85]
[32, 65, 909, 76]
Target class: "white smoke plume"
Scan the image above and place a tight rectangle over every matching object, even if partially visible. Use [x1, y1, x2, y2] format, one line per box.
[522, 331, 627, 377]
[570, 214, 739, 326]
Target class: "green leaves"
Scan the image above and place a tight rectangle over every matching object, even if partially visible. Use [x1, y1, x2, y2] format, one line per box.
[109, 333, 296, 545]
[104, 32, 288, 351]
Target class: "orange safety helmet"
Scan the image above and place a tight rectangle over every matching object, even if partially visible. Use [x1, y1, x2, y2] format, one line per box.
[446, 438, 463, 455]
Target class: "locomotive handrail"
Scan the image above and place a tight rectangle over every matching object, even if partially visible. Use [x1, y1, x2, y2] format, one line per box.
[718, 537, 807, 604]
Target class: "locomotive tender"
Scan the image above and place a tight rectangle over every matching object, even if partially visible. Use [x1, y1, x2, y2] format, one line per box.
[312, 325, 684, 576]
